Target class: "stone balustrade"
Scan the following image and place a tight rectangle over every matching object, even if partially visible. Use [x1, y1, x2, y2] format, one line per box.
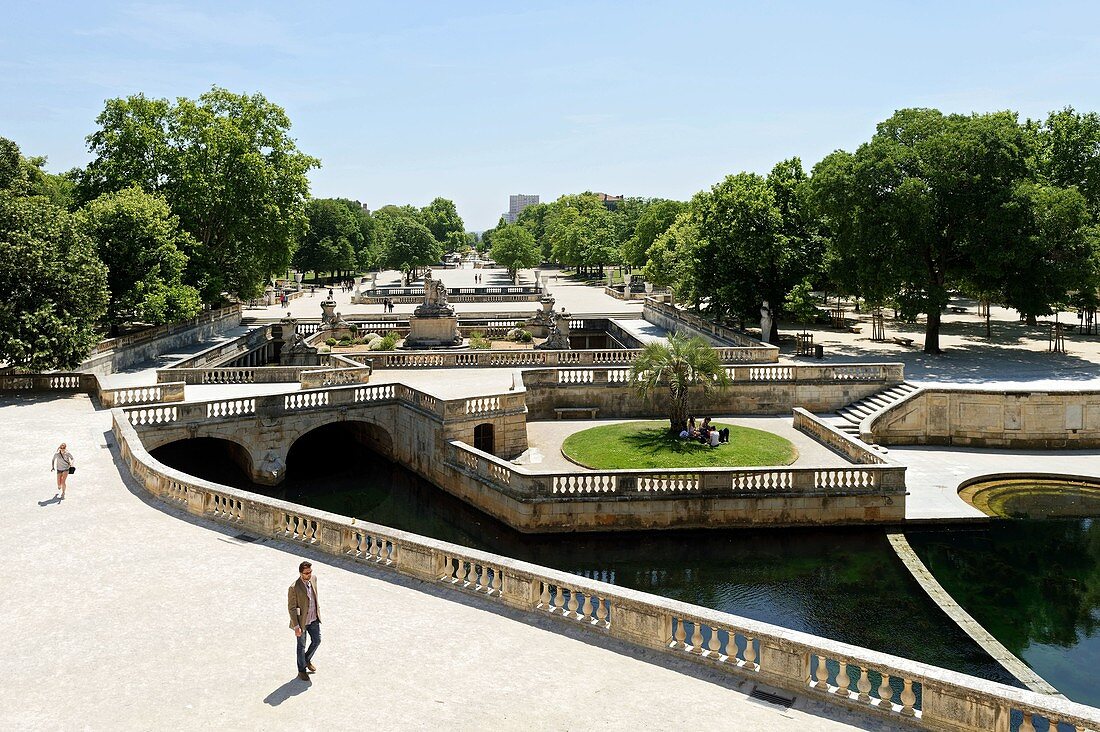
[793, 408, 888, 465]
[111, 411, 1100, 732]
[643, 298, 779, 351]
[448, 441, 904, 501]
[0, 372, 98, 393]
[100, 382, 186, 408]
[85, 304, 242, 357]
[364, 345, 777, 370]
[298, 365, 372, 389]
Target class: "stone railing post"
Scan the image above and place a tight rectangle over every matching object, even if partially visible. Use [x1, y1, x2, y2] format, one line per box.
[608, 601, 670, 651]
[757, 639, 807, 687]
[791, 470, 816, 491]
[500, 570, 541, 611]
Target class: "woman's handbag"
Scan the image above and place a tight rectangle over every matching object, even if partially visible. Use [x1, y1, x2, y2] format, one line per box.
[68, 466, 76, 475]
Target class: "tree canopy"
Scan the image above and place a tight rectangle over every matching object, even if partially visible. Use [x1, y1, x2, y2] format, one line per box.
[78, 186, 201, 326]
[78, 87, 319, 301]
[0, 137, 108, 369]
[490, 224, 541, 279]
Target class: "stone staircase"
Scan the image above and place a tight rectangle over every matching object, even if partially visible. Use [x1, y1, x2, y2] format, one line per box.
[819, 382, 920, 451]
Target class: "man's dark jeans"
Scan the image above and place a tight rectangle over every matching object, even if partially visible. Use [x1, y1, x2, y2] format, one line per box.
[296, 620, 321, 672]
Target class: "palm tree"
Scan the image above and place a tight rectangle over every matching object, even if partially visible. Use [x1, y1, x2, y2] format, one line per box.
[628, 334, 730, 433]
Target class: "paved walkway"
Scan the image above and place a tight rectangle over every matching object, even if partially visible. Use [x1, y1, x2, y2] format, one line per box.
[609, 318, 672, 345]
[255, 267, 642, 321]
[7, 392, 894, 731]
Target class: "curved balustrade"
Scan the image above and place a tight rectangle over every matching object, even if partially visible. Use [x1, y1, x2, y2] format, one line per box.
[112, 412, 1100, 732]
[450, 443, 902, 501]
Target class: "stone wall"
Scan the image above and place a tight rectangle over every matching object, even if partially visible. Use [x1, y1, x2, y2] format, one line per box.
[643, 298, 778, 354]
[870, 388, 1100, 448]
[79, 305, 243, 376]
[521, 364, 905, 419]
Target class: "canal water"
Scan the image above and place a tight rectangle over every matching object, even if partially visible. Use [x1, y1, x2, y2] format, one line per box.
[154, 436, 1089, 698]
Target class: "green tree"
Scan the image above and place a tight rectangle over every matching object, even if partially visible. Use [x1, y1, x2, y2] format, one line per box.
[623, 199, 685, 268]
[78, 87, 319, 301]
[420, 197, 464, 246]
[643, 210, 700, 304]
[490, 225, 541, 280]
[78, 186, 202, 326]
[384, 216, 441, 279]
[444, 230, 468, 253]
[810, 109, 1039, 352]
[515, 202, 550, 257]
[628, 334, 730, 433]
[0, 137, 108, 369]
[296, 198, 363, 277]
[693, 170, 809, 343]
[545, 193, 618, 275]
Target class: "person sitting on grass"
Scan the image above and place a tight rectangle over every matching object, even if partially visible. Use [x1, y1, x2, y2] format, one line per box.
[709, 429, 721, 447]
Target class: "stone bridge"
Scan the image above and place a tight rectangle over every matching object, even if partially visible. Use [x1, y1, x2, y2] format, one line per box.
[125, 382, 528, 486]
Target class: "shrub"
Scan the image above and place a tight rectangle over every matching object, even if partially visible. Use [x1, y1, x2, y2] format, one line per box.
[517, 329, 533, 343]
[325, 338, 338, 346]
[363, 332, 381, 342]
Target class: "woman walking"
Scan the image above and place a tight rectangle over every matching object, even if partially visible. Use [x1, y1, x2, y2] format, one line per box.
[52, 443, 74, 500]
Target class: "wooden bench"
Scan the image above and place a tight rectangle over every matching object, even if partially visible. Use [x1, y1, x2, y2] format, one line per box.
[847, 326, 862, 334]
[891, 336, 915, 347]
[554, 407, 599, 419]
[948, 306, 967, 314]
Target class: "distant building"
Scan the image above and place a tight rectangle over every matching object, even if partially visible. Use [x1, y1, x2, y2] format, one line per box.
[594, 192, 623, 210]
[504, 194, 539, 224]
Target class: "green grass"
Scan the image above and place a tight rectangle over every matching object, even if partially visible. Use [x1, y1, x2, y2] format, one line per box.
[561, 421, 797, 470]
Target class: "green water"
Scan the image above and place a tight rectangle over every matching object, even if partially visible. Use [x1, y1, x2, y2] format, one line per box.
[153, 436, 1017, 689]
[907, 521, 1100, 706]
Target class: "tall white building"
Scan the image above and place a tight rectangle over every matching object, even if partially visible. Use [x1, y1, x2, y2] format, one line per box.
[504, 194, 539, 223]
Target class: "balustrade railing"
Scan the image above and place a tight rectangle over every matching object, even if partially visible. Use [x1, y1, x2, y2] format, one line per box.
[449, 442, 904, 500]
[112, 412, 1100, 732]
[100, 382, 186, 407]
[792, 408, 888, 466]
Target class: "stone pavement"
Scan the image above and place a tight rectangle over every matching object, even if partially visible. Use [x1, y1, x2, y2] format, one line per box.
[7, 392, 896, 731]
[252, 267, 642, 320]
[890, 444, 1100, 521]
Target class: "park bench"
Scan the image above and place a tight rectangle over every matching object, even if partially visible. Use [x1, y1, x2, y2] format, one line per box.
[948, 306, 967, 314]
[891, 336, 915, 347]
[847, 326, 862, 334]
[555, 407, 600, 420]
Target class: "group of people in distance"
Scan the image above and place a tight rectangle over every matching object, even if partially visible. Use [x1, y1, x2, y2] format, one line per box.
[678, 416, 730, 447]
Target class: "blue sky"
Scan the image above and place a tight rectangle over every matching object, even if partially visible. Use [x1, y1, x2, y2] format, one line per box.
[3, 2, 1100, 229]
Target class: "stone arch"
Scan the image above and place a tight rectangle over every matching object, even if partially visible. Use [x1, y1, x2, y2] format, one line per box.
[473, 422, 495, 455]
[149, 436, 255, 486]
[286, 420, 396, 473]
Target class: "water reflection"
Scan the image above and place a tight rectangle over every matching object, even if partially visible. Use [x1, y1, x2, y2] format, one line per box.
[151, 437, 1015, 687]
[907, 521, 1100, 706]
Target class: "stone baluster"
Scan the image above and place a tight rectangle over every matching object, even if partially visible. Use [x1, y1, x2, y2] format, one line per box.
[834, 661, 851, 697]
[567, 589, 579, 618]
[1019, 713, 1036, 732]
[581, 594, 593, 622]
[673, 619, 686, 650]
[856, 666, 872, 702]
[900, 678, 916, 716]
[742, 637, 757, 671]
[690, 622, 703, 653]
[554, 586, 565, 613]
[707, 626, 722, 657]
[595, 597, 607, 627]
[878, 673, 893, 709]
[814, 655, 830, 687]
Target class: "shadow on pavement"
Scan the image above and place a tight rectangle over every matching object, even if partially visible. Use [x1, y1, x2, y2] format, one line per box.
[37, 494, 63, 507]
[263, 677, 311, 705]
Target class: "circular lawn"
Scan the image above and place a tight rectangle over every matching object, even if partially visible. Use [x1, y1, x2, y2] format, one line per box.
[560, 420, 797, 470]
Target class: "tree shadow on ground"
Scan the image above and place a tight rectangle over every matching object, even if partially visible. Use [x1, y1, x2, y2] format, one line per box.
[621, 425, 709, 457]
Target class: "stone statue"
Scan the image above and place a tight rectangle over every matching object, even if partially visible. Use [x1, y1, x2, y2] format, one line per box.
[414, 270, 454, 318]
[536, 309, 572, 350]
[760, 300, 774, 344]
[320, 299, 351, 329]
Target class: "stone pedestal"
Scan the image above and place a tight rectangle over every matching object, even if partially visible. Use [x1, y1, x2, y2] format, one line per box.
[405, 316, 461, 348]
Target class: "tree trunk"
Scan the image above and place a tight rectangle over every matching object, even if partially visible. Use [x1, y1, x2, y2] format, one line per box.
[1026, 314, 1037, 326]
[669, 385, 687, 433]
[924, 309, 942, 353]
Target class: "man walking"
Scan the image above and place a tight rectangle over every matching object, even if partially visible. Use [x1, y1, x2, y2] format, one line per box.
[288, 561, 321, 681]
